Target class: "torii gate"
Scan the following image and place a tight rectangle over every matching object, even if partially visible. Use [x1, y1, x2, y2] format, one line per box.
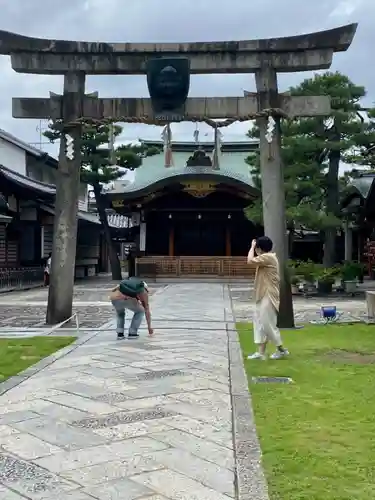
[0, 23, 357, 325]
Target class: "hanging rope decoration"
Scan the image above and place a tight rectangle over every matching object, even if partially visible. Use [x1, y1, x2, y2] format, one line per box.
[265, 116, 276, 143]
[193, 123, 200, 145]
[161, 123, 173, 168]
[211, 123, 223, 170]
[64, 133, 75, 160]
[108, 123, 116, 164]
[50, 107, 290, 133]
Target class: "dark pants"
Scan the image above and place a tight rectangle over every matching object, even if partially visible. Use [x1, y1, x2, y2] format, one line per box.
[128, 257, 135, 277]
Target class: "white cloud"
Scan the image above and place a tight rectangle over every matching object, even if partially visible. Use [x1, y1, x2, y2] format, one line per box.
[329, 0, 364, 19]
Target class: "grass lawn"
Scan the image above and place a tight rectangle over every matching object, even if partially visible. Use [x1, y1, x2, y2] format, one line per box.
[0, 336, 75, 382]
[237, 322, 375, 500]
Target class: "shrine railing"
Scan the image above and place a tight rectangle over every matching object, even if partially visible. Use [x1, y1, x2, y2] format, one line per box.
[136, 256, 255, 278]
[364, 241, 375, 277]
[0, 267, 44, 291]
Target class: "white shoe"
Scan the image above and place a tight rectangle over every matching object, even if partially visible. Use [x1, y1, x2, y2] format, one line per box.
[270, 349, 289, 360]
[247, 352, 266, 360]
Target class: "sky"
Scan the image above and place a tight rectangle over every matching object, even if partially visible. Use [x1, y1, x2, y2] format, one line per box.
[0, 0, 372, 157]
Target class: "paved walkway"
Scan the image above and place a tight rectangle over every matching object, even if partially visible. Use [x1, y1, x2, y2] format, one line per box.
[0, 284, 267, 500]
[0, 275, 369, 334]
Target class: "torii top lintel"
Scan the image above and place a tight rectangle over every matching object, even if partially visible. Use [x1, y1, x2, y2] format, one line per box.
[0, 24, 357, 54]
[0, 24, 357, 75]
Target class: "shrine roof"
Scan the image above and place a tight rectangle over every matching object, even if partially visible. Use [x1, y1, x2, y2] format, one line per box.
[107, 164, 257, 197]
[107, 142, 257, 197]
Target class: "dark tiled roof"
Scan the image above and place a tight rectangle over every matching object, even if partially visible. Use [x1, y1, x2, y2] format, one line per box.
[0, 214, 12, 224]
[0, 165, 55, 195]
[40, 204, 131, 228]
[0, 165, 132, 228]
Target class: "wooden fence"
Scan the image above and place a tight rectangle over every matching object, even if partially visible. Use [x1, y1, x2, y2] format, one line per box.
[135, 256, 255, 278]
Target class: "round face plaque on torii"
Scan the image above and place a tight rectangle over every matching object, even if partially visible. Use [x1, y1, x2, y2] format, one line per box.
[146, 58, 191, 118]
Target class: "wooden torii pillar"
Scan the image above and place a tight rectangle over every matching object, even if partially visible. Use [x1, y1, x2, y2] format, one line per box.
[0, 23, 357, 326]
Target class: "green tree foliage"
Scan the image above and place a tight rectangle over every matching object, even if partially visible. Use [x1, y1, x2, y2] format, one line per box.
[44, 121, 160, 280]
[245, 129, 331, 231]
[343, 107, 375, 173]
[245, 72, 373, 266]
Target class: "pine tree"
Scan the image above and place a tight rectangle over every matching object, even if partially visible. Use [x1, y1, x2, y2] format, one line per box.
[343, 108, 375, 172]
[44, 121, 160, 280]
[245, 127, 328, 250]
[246, 72, 371, 266]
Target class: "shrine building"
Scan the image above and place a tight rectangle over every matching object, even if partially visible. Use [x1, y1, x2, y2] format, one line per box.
[104, 138, 262, 277]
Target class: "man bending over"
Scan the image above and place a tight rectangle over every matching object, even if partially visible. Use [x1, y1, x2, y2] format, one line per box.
[247, 236, 289, 360]
[109, 278, 153, 339]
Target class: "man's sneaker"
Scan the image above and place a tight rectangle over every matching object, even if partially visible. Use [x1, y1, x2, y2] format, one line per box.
[128, 333, 140, 339]
[247, 352, 266, 360]
[117, 333, 125, 340]
[270, 349, 289, 360]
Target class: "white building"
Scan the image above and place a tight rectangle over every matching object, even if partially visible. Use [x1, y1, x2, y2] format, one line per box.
[0, 129, 105, 278]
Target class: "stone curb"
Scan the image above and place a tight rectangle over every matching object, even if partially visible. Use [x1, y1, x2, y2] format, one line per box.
[225, 286, 269, 500]
[0, 283, 44, 294]
[0, 330, 99, 397]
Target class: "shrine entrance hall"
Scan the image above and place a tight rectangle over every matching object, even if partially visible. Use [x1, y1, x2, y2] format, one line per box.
[144, 189, 260, 257]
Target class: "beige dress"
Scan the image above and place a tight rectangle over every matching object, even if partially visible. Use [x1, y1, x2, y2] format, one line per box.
[250, 253, 282, 345]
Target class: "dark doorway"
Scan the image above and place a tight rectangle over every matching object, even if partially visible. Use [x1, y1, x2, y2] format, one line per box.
[174, 220, 225, 256]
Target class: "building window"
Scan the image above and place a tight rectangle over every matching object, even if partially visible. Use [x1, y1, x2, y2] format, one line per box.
[26, 165, 43, 181]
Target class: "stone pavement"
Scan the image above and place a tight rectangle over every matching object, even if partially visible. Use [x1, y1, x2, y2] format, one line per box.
[0, 275, 369, 335]
[0, 283, 267, 500]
